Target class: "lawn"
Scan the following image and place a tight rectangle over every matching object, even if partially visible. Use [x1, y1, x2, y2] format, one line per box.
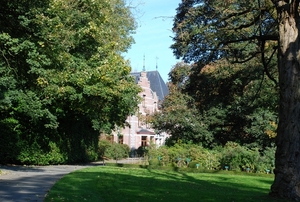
[45, 166, 290, 202]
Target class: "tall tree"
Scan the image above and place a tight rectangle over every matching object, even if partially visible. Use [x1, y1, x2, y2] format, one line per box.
[171, 0, 300, 200]
[0, 0, 140, 164]
[270, 0, 300, 199]
[188, 59, 278, 148]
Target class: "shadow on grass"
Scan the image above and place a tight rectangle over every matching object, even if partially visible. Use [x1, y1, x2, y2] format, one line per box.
[45, 166, 291, 202]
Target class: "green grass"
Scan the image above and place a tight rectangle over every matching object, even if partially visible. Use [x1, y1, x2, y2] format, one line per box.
[45, 166, 290, 202]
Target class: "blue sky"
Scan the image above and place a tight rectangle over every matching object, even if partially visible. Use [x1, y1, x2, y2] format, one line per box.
[125, 0, 182, 83]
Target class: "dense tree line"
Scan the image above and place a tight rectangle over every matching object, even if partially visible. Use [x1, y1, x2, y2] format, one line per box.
[152, 0, 300, 200]
[0, 0, 140, 164]
[152, 60, 278, 149]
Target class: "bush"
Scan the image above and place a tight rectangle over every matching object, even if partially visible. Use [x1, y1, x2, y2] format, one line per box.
[147, 146, 170, 166]
[188, 161, 201, 169]
[255, 146, 275, 173]
[148, 158, 161, 168]
[0, 117, 100, 165]
[145, 142, 273, 173]
[219, 142, 260, 172]
[136, 146, 148, 157]
[98, 140, 130, 160]
[98, 139, 112, 159]
[121, 144, 131, 156]
[146, 143, 219, 168]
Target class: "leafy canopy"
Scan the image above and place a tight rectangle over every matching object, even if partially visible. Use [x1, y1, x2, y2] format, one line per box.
[161, 0, 279, 148]
[0, 0, 141, 164]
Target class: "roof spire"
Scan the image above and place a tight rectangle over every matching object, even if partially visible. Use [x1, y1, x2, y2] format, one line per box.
[143, 54, 146, 71]
[156, 57, 159, 71]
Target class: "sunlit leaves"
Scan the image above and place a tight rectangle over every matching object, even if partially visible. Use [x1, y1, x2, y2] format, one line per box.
[170, 0, 279, 148]
[0, 0, 140, 164]
[172, 0, 277, 65]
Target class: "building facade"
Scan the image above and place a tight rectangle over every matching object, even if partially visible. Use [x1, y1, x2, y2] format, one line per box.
[112, 71, 169, 153]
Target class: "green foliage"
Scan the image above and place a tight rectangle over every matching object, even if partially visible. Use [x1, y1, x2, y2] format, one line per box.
[256, 146, 275, 174]
[0, 0, 140, 165]
[217, 142, 275, 173]
[154, 59, 278, 148]
[17, 141, 66, 165]
[166, 0, 279, 149]
[168, 61, 191, 89]
[104, 144, 124, 160]
[146, 143, 275, 173]
[151, 62, 214, 147]
[190, 61, 278, 148]
[147, 144, 219, 169]
[172, 0, 277, 65]
[148, 159, 161, 169]
[135, 146, 148, 157]
[98, 139, 112, 159]
[98, 139, 130, 160]
[219, 142, 260, 171]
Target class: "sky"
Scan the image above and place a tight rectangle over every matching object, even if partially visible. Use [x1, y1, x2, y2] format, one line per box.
[124, 0, 182, 83]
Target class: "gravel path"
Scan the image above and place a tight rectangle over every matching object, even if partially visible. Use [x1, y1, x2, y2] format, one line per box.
[0, 163, 104, 202]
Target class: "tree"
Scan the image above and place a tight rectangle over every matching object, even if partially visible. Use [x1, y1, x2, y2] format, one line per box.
[187, 59, 278, 148]
[0, 0, 141, 164]
[270, 0, 300, 199]
[158, 60, 277, 148]
[172, 0, 278, 83]
[32, 0, 140, 131]
[171, 0, 300, 200]
[151, 62, 214, 147]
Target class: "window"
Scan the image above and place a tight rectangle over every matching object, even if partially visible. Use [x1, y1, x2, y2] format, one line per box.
[141, 136, 147, 146]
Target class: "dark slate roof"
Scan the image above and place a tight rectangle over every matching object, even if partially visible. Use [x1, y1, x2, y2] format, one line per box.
[131, 71, 169, 101]
[136, 128, 155, 135]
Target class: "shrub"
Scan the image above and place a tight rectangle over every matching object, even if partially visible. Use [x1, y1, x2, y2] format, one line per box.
[256, 146, 275, 173]
[148, 158, 161, 168]
[188, 161, 201, 169]
[146, 143, 219, 168]
[147, 146, 170, 166]
[145, 142, 274, 173]
[136, 146, 148, 157]
[98, 139, 111, 159]
[219, 142, 259, 172]
[121, 144, 130, 156]
[98, 141, 130, 160]
[0, 117, 100, 165]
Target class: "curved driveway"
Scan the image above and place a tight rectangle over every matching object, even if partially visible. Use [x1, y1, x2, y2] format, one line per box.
[0, 163, 104, 202]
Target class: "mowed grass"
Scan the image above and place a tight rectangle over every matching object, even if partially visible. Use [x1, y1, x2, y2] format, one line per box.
[45, 166, 290, 202]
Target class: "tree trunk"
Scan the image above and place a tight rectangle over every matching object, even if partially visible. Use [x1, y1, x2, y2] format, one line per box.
[270, 0, 300, 200]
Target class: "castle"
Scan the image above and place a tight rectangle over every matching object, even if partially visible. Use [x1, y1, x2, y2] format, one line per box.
[112, 70, 169, 152]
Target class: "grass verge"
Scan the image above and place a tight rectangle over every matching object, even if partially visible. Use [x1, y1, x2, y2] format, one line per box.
[45, 166, 290, 202]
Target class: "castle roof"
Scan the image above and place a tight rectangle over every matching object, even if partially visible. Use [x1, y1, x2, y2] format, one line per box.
[131, 71, 169, 101]
[136, 128, 155, 135]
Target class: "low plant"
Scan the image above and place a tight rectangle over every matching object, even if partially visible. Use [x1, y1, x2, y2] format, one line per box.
[219, 142, 260, 172]
[146, 143, 216, 169]
[145, 142, 275, 173]
[98, 140, 130, 161]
